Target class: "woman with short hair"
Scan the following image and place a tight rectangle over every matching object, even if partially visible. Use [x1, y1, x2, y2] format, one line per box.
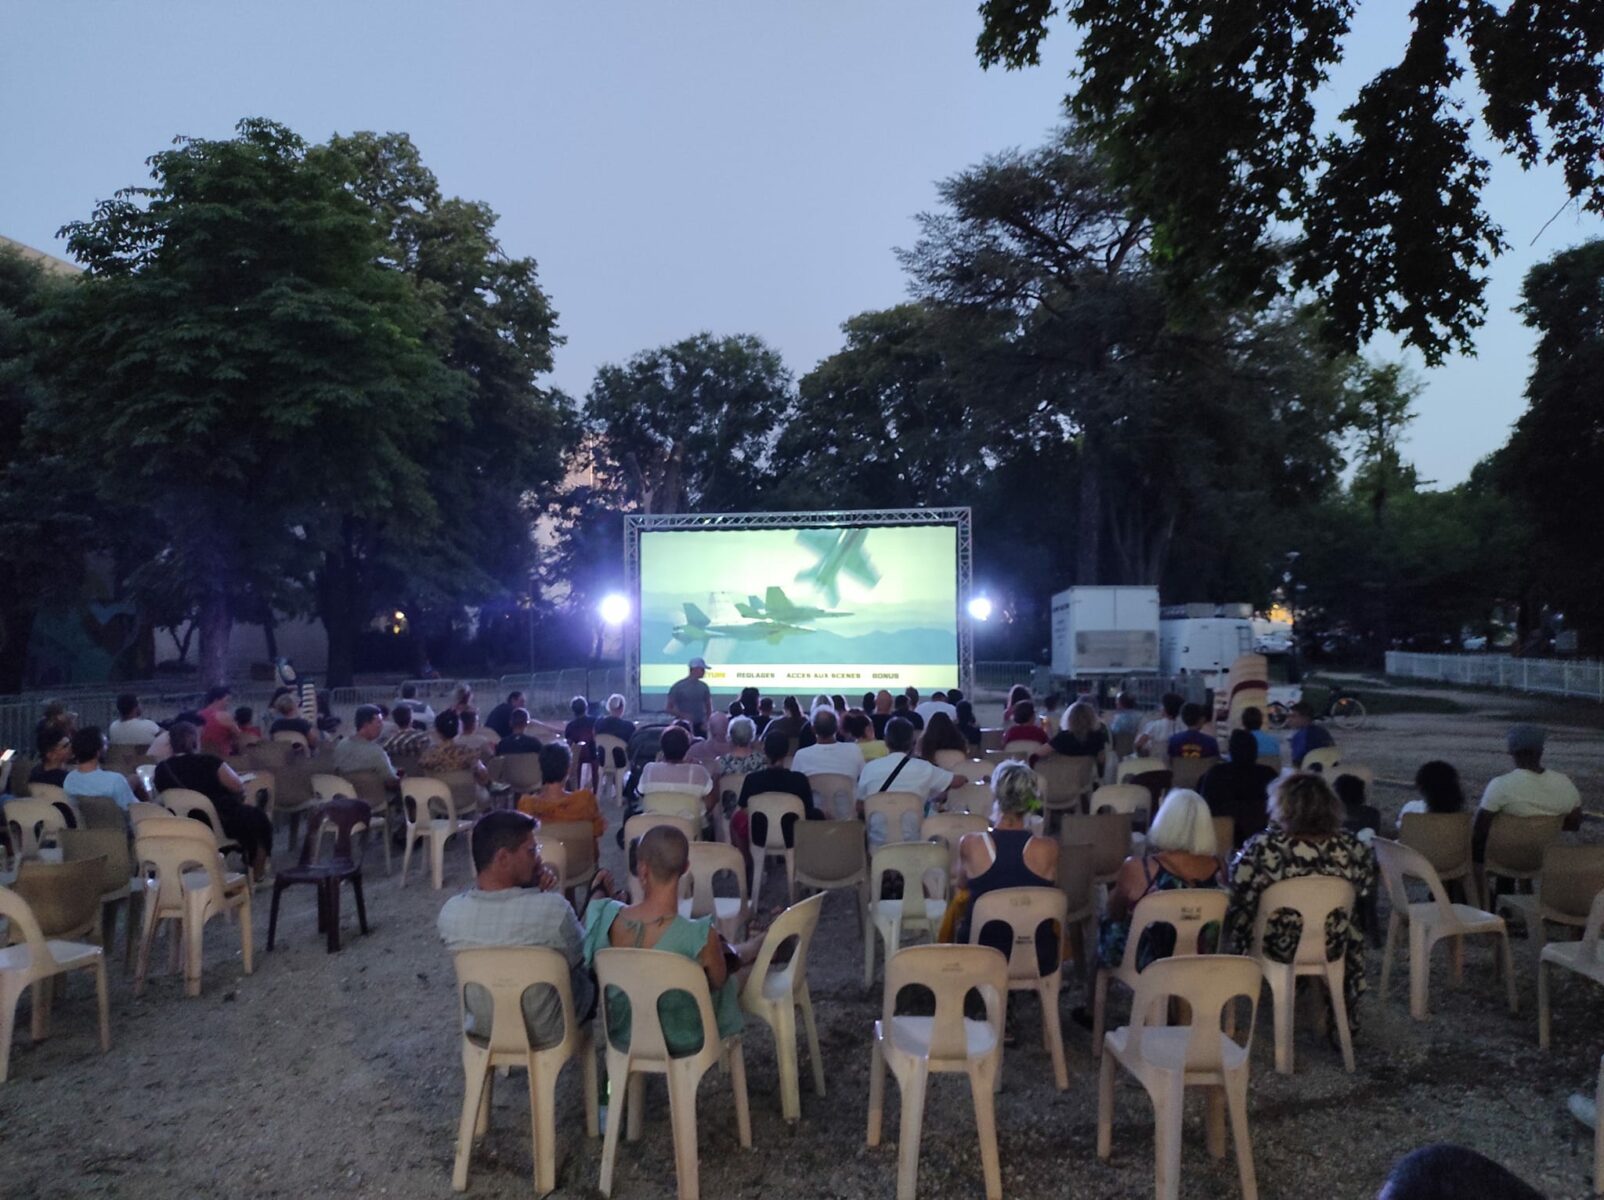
[1098, 789, 1224, 970]
[154, 721, 275, 877]
[956, 761, 1060, 970]
[716, 717, 766, 778]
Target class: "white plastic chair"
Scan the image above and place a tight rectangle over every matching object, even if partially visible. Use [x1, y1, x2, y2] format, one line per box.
[4, 798, 69, 861]
[793, 819, 869, 930]
[594, 734, 629, 806]
[1299, 746, 1342, 775]
[535, 818, 598, 904]
[400, 777, 474, 891]
[864, 841, 950, 987]
[595, 947, 751, 1200]
[1090, 783, 1152, 828]
[867, 943, 1007, 1200]
[0, 883, 110, 1083]
[1097, 954, 1261, 1200]
[807, 772, 857, 821]
[678, 841, 750, 943]
[450, 946, 599, 1195]
[1374, 837, 1517, 1020]
[864, 791, 924, 850]
[1248, 876, 1357, 1074]
[641, 788, 705, 826]
[1539, 889, 1604, 1051]
[747, 792, 805, 907]
[968, 885, 1070, 1090]
[944, 780, 993, 815]
[1092, 889, 1229, 1057]
[1117, 757, 1168, 783]
[920, 812, 988, 881]
[739, 893, 826, 1123]
[132, 816, 253, 998]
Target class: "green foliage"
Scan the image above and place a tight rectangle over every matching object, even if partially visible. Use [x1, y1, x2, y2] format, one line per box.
[974, 0, 1604, 363]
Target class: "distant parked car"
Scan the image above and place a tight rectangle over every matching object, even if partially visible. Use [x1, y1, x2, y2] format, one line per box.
[1254, 634, 1293, 655]
[1461, 635, 1488, 651]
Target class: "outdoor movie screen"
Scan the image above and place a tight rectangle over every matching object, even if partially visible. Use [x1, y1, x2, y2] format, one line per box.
[639, 523, 959, 695]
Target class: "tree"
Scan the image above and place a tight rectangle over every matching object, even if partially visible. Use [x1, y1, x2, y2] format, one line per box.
[1500, 237, 1604, 649]
[583, 333, 792, 515]
[46, 119, 458, 686]
[976, 0, 1604, 362]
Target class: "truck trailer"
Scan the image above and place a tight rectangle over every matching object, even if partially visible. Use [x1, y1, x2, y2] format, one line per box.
[1049, 586, 1160, 682]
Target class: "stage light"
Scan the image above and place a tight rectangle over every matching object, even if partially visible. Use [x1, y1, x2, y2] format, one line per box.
[598, 593, 631, 625]
[967, 596, 993, 622]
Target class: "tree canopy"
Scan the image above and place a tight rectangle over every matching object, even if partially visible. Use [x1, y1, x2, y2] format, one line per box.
[975, 0, 1604, 363]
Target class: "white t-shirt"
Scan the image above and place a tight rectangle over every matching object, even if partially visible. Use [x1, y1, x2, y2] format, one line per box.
[1478, 768, 1581, 818]
[856, 753, 953, 803]
[108, 717, 162, 746]
[1137, 717, 1183, 755]
[791, 741, 866, 779]
[914, 701, 958, 726]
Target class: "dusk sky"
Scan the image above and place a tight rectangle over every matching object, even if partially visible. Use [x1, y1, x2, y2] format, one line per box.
[4, 2, 1598, 488]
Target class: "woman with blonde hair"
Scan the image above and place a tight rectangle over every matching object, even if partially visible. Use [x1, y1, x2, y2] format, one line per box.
[955, 760, 1060, 968]
[1225, 771, 1376, 1026]
[1048, 699, 1108, 771]
[1098, 788, 1224, 969]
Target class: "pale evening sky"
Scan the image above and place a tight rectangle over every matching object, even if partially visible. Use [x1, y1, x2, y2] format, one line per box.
[3, 1, 1598, 488]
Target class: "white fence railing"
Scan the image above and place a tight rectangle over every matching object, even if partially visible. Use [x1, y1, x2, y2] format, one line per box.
[1386, 651, 1604, 702]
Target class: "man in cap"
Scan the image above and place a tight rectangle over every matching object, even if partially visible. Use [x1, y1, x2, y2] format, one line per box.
[1473, 723, 1583, 873]
[667, 657, 712, 738]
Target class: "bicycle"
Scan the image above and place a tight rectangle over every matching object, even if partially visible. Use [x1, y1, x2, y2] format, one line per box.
[1266, 685, 1366, 731]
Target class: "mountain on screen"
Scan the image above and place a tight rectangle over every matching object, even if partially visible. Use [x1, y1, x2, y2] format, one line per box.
[639, 621, 956, 666]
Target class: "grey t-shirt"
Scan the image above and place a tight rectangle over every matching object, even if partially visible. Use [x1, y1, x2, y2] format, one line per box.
[332, 735, 396, 780]
[667, 675, 711, 722]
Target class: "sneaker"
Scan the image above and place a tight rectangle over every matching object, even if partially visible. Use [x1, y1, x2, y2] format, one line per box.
[1569, 1092, 1598, 1130]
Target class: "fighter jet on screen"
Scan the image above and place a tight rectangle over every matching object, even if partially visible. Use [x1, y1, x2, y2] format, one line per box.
[664, 603, 816, 653]
[792, 528, 879, 606]
[736, 586, 853, 622]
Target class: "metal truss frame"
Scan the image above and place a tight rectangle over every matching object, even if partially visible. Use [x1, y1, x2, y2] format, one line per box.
[625, 508, 974, 708]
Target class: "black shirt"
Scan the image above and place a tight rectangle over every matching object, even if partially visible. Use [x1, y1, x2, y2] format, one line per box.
[595, 715, 636, 742]
[1199, 761, 1279, 848]
[496, 733, 543, 756]
[737, 766, 820, 819]
[155, 753, 238, 810]
[1049, 728, 1108, 758]
[483, 702, 517, 740]
[270, 716, 314, 739]
[29, 765, 68, 787]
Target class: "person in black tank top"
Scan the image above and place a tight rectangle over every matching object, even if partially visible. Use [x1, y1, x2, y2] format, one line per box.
[955, 761, 1060, 973]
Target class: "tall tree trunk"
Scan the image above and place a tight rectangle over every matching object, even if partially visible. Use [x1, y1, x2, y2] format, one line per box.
[261, 607, 280, 664]
[1076, 447, 1102, 585]
[0, 601, 36, 694]
[197, 590, 232, 689]
[318, 556, 358, 688]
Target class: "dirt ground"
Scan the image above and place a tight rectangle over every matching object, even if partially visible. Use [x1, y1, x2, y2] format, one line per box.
[4, 686, 1601, 1199]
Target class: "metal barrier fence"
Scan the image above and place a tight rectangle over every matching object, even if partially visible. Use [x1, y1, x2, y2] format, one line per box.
[1387, 651, 1604, 702]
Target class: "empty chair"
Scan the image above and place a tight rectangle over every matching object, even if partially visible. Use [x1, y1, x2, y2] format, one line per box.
[1248, 876, 1357, 1074]
[713, 772, 749, 842]
[1504, 844, 1604, 955]
[4, 798, 69, 861]
[0, 883, 111, 1083]
[867, 943, 1007, 1200]
[451, 946, 599, 1196]
[23, 782, 75, 822]
[1299, 746, 1342, 775]
[968, 886, 1070, 1089]
[1168, 757, 1213, 791]
[400, 776, 475, 891]
[1479, 813, 1566, 910]
[864, 791, 924, 851]
[1096, 954, 1261, 1200]
[1093, 889, 1229, 1056]
[57, 827, 139, 963]
[1398, 811, 1474, 899]
[808, 772, 857, 821]
[595, 947, 751, 1200]
[979, 728, 1005, 752]
[747, 792, 806, 907]
[1091, 784, 1152, 829]
[793, 819, 869, 929]
[594, 734, 629, 805]
[1373, 837, 1517, 1020]
[739, 893, 826, 1123]
[1059, 812, 1136, 887]
[72, 793, 128, 834]
[133, 816, 254, 998]
[433, 769, 489, 824]
[1036, 755, 1097, 822]
[864, 841, 950, 987]
[271, 729, 311, 754]
[1055, 840, 1098, 978]
[267, 798, 372, 954]
[678, 841, 750, 943]
[1539, 891, 1604, 1051]
[314, 774, 392, 876]
[10, 856, 106, 943]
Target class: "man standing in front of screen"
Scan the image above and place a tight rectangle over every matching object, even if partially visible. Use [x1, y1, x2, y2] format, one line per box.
[667, 657, 713, 738]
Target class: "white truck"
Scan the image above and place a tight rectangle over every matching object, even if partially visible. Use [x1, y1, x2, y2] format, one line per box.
[1159, 604, 1256, 677]
[1049, 586, 1160, 682]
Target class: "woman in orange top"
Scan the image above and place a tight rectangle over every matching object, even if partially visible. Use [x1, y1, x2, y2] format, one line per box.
[517, 742, 606, 848]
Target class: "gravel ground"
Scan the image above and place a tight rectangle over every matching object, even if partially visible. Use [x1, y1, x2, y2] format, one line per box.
[3, 688, 1601, 1199]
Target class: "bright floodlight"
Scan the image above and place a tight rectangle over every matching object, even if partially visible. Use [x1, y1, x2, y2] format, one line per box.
[598, 593, 631, 625]
[967, 596, 994, 622]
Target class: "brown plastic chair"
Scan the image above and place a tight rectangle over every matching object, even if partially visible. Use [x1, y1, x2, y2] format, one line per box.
[969, 886, 1070, 1090]
[864, 842, 949, 987]
[807, 772, 858, 822]
[1059, 812, 1135, 887]
[10, 857, 106, 943]
[979, 728, 1005, 752]
[1479, 813, 1566, 909]
[57, 828, 138, 963]
[1055, 841, 1097, 978]
[1398, 811, 1474, 895]
[1092, 889, 1229, 1058]
[494, 752, 544, 792]
[1539, 890, 1604, 1051]
[1126, 771, 1174, 817]
[1037, 755, 1097, 818]
[313, 773, 391, 876]
[867, 943, 1007, 1200]
[1249, 876, 1357, 1074]
[267, 798, 372, 954]
[595, 947, 751, 1200]
[793, 819, 869, 929]
[944, 780, 993, 815]
[451, 946, 599, 1195]
[1506, 843, 1604, 957]
[534, 818, 598, 904]
[1096, 954, 1261, 1200]
[920, 813, 987, 880]
[678, 841, 750, 943]
[864, 791, 924, 850]
[1091, 784, 1152, 830]
[73, 794, 128, 833]
[1373, 837, 1516, 1020]
[739, 893, 826, 1123]
[1212, 816, 1236, 862]
[400, 777, 473, 890]
[0, 883, 110, 1083]
[747, 793, 805, 906]
[132, 815, 254, 998]
[1168, 757, 1213, 791]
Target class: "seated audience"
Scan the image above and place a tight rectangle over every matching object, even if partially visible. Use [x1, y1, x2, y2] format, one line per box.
[869, 690, 895, 738]
[233, 706, 262, 745]
[1199, 730, 1278, 848]
[737, 686, 761, 721]
[715, 716, 767, 780]
[482, 690, 525, 741]
[269, 692, 320, 749]
[686, 712, 733, 769]
[791, 708, 866, 779]
[64, 726, 142, 808]
[953, 699, 983, 751]
[381, 704, 432, 756]
[1240, 705, 1281, 765]
[595, 693, 636, 743]
[1107, 691, 1143, 746]
[1286, 700, 1334, 766]
[1001, 700, 1049, 746]
[1099, 789, 1224, 971]
[1376, 1143, 1544, 1200]
[1474, 723, 1583, 875]
[451, 683, 475, 714]
[1049, 700, 1109, 769]
[830, 693, 848, 714]
[580, 826, 751, 1056]
[843, 711, 887, 761]
[332, 704, 399, 785]
[31, 726, 74, 786]
[754, 696, 776, 734]
[1397, 759, 1466, 828]
[516, 744, 605, 842]
[1135, 692, 1185, 757]
[494, 708, 543, 757]
[733, 728, 822, 853]
[891, 693, 925, 731]
[858, 717, 962, 850]
[108, 693, 162, 747]
[764, 695, 817, 751]
[563, 695, 596, 783]
[956, 762, 1060, 971]
[915, 686, 958, 726]
[1225, 772, 1375, 1028]
[1336, 773, 1381, 841]
[197, 685, 241, 758]
[640, 726, 713, 798]
[1001, 684, 1032, 724]
[1037, 692, 1064, 736]
[420, 710, 491, 786]
[455, 707, 498, 756]
[915, 711, 969, 765]
[436, 810, 595, 1046]
[1166, 702, 1220, 762]
[397, 682, 435, 722]
[154, 721, 274, 878]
